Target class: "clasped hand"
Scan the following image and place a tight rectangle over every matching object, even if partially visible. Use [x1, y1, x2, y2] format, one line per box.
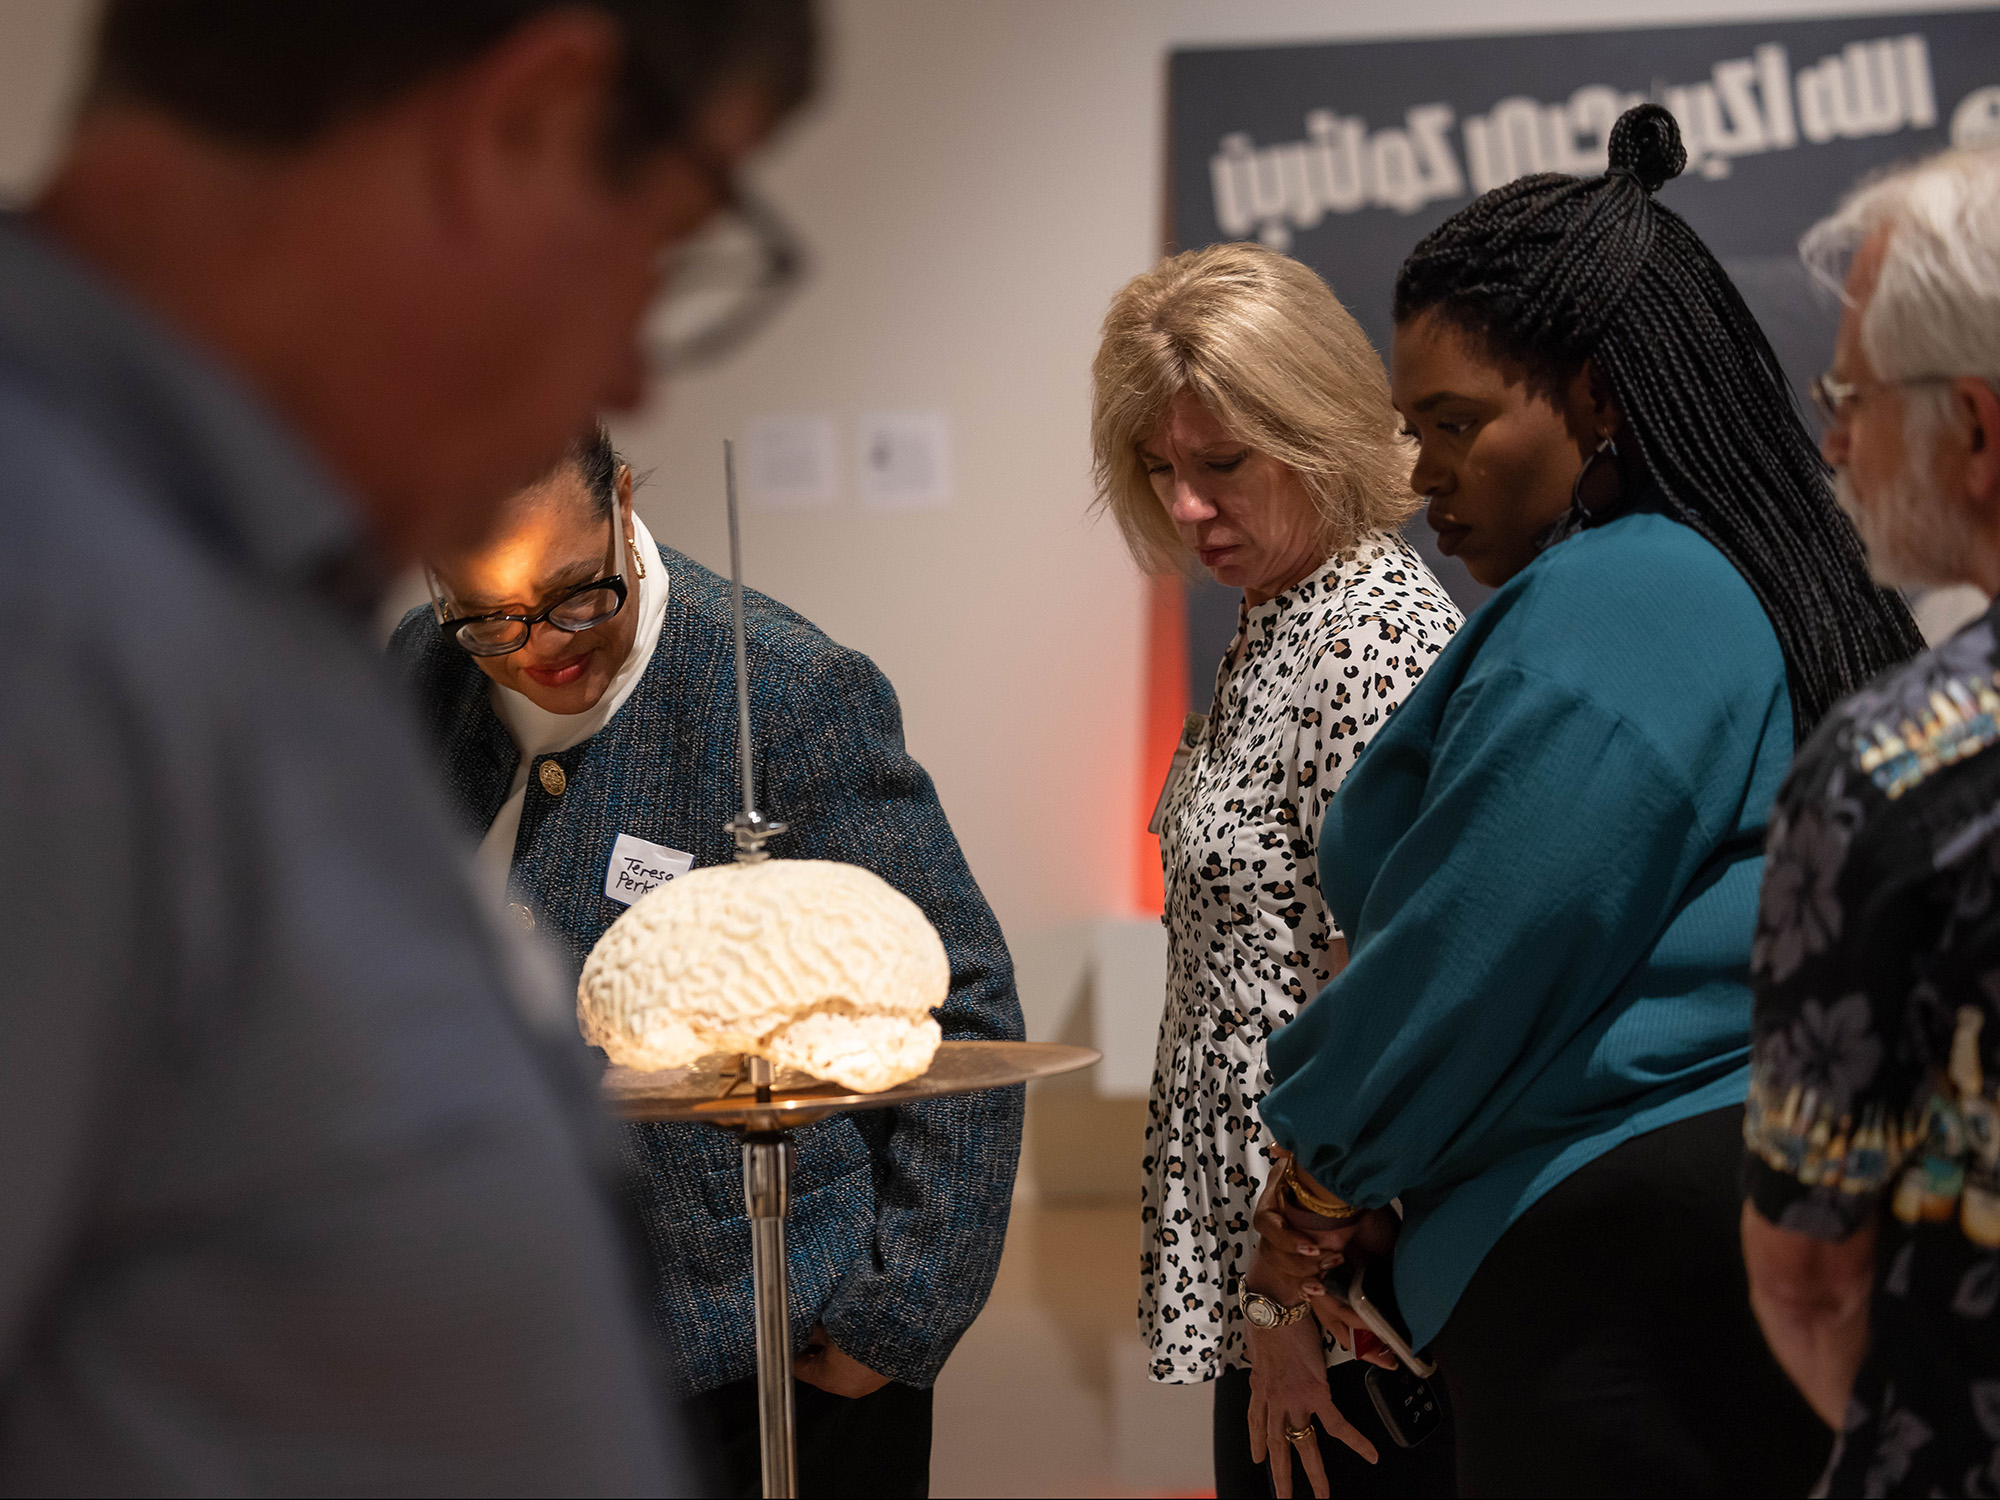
[1252, 1148, 1400, 1366]
[792, 1323, 891, 1398]
[1242, 1150, 1403, 1499]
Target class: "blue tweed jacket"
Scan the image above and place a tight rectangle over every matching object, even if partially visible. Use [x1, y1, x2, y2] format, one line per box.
[388, 543, 1025, 1395]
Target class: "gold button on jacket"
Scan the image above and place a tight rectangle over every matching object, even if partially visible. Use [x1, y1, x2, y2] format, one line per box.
[537, 760, 566, 797]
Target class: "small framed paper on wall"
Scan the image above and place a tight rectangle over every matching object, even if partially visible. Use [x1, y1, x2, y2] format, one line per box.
[744, 413, 839, 512]
[857, 410, 952, 513]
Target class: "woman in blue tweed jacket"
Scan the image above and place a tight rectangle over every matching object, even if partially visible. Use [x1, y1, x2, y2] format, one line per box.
[388, 426, 1025, 1498]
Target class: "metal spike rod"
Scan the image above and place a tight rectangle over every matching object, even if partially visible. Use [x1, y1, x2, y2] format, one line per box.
[721, 438, 797, 1498]
[722, 437, 788, 863]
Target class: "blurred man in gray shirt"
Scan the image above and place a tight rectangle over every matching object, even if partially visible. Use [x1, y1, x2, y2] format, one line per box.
[0, 3, 815, 1492]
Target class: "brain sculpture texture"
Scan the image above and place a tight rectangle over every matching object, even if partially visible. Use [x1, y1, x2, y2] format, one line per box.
[577, 859, 948, 1092]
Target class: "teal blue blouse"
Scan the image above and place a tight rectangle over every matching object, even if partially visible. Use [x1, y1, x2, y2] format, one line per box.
[1262, 506, 1793, 1350]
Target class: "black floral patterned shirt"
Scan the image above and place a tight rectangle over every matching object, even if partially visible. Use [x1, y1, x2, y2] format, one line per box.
[1745, 600, 2000, 1496]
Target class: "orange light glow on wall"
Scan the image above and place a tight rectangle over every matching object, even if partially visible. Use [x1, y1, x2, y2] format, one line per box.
[1135, 574, 1190, 916]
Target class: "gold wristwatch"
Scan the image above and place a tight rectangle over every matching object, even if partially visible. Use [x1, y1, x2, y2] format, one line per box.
[1239, 1286, 1310, 1329]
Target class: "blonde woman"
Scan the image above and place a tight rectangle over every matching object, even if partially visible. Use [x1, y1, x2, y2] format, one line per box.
[1095, 244, 1461, 1500]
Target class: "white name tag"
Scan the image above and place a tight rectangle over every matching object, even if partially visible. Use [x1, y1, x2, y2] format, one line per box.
[604, 833, 695, 906]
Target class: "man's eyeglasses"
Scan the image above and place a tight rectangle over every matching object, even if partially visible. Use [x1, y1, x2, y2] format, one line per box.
[1810, 369, 1958, 427]
[428, 507, 629, 658]
[646, 149, 806, 373]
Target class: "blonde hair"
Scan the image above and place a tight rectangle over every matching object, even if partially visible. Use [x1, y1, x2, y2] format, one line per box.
[1090, 243, 1416, 575]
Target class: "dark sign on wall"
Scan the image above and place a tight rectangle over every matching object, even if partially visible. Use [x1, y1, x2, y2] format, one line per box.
[1168, 9, 2000, 708]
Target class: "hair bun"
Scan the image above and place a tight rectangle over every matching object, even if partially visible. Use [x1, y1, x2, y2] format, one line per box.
[1606, 103, 1686, 193]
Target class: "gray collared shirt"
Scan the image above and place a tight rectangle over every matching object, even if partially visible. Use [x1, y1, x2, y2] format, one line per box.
[0, 218, 685, 1495]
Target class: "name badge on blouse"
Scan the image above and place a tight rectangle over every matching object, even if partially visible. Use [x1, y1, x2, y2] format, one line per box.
[1148, 712, 1210, 835]
[604, 832, 694, 906]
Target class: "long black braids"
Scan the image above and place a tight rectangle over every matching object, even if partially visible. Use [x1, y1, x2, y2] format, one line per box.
[1394, 104, 1923, 742]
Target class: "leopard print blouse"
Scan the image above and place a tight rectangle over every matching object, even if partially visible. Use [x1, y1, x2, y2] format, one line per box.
[1139, 531, 1461, 1383]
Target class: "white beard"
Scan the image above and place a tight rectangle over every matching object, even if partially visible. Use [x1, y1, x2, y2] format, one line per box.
[1834, 457, 1978, 590]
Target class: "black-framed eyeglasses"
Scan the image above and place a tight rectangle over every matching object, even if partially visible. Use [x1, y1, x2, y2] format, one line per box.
[1810, 368, 1957, 427]
[646, 148, 807, 374]
[428, 506, 629, 658]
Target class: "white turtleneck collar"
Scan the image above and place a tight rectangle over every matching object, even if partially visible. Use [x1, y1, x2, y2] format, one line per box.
[475, 511, 671, 898]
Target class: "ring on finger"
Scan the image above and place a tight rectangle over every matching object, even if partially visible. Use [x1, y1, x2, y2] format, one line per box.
[1284, 1422, 1315, 1444]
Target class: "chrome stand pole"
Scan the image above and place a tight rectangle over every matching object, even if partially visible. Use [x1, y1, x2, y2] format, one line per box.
[742, 1058, 796, 1498]
[723, 447, 793, 1496]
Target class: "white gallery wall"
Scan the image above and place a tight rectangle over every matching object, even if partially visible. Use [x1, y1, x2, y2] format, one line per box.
[0, 0, 1987, 1049]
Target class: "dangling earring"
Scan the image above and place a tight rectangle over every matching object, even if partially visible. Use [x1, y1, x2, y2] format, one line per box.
[627, 534, 648, 579]
[1535, 435, 1622, 552]
[1573, 434, 1621, 516]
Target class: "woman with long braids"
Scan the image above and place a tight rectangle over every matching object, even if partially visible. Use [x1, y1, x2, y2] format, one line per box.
[1246, 105, 1924, 1495]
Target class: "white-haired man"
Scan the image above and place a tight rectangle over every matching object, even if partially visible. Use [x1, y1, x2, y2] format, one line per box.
[1740, 147, 2000, 1497]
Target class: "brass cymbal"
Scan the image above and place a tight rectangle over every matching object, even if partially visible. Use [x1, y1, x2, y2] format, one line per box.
[603, 1039, 1100, 1130]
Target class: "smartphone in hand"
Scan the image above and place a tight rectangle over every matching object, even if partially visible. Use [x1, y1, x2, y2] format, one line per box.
[1331, 1262, 1447, 1450]
[1343, 1262, 1434, 1379]
[1364, 1364, 1446, 1450]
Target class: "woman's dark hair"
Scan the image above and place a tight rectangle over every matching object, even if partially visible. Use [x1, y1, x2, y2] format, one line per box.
[1393, 103, 1923, 742]
[560, 423, 621, 519]
[92, 0, 816, 166]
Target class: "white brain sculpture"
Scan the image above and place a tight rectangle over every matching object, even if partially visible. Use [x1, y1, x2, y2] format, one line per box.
[577, 859, 947, 1093]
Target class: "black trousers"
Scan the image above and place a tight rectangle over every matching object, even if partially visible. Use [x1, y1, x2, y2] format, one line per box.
[1215, 1359, 1458, 1498]
[681, 1375, 932, 1498]
[1432, 1106, 1830, 1498]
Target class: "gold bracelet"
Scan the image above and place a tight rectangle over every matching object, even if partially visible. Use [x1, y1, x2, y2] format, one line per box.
[1283, 1158, 1361, 1222]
